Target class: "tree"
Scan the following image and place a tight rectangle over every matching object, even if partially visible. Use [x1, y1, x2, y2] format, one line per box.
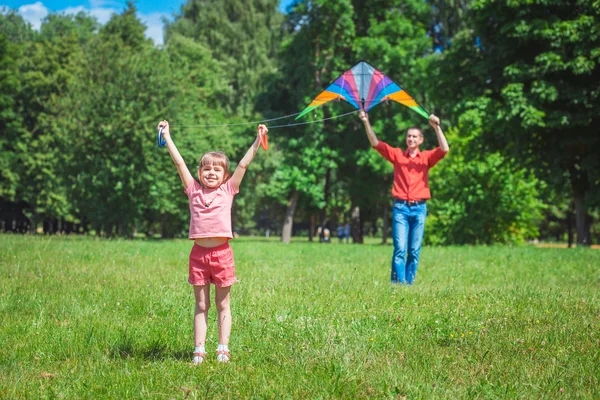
[0, 35, 22, 205]
[101, 1, 150, 50]
[10, 20, 87, 232]
[268, 0, 356, 242]
[40, 12, 100, 44]
[166, 0, 284, 116]
[349, 0, 433, 243]
[426, 125, 545, 244]
[434, 0, 600, 245]
[54, 6, 182, 237]
[0, 11, 37, 43]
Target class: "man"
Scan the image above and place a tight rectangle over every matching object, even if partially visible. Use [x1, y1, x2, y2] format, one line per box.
[359, 110, 449, 285]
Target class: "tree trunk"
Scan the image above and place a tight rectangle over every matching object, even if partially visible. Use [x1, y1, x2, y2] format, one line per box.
[29, 214, 37, 234]
[570, 161, 591, 247]
[381, 201, 389, 245]
[319, 168, 331, 232]
[574, 192, 590, 246]
[567, 202, 574, 248]
[309, 214, 315, 242]
[351, 205, 363, 244]
[281, 190, 299, 244]
[161, 214, 167, 239]
[45, 218, 54, 234]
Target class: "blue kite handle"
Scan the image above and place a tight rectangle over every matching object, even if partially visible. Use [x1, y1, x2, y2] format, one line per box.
[157, 126, 166, 148]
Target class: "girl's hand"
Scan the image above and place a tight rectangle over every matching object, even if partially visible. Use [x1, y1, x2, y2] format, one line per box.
[258, 124, 268, 138]
[258, 124, 269, 150]
[157, 120, 170, 138]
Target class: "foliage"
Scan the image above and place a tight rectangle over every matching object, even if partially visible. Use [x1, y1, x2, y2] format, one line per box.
[166, 0, 284, 116]
[1, 0, 598, 244]
[0, 10, 37, 42]
[427, 149, 545, 245]
[432, 0, 600, 244]
[0, 35, 21, 201]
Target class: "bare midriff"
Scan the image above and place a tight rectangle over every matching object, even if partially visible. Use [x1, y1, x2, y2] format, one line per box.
[194, 237, 229, 248]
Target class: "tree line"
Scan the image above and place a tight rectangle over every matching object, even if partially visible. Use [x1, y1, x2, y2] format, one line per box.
[1, 0, 598, 245]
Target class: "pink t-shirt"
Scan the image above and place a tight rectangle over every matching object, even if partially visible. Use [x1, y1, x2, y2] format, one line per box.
[184, 179, 239, 239]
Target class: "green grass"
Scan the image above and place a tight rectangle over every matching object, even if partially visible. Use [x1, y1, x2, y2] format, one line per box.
[1, 234, 599, 399]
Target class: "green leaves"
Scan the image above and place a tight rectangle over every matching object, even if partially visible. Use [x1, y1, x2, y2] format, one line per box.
[432, 0, 600, 243]
[428, 152, 545, 245]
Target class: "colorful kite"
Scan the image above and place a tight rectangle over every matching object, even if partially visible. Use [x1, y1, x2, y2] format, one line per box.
[296, 60, 429, 120]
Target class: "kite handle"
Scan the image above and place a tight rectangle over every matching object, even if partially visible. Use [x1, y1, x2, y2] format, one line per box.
[157, 126, 166, 148]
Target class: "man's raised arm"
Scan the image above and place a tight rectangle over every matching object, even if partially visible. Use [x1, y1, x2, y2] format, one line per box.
[429, 115, 449, 153]
[359, 110, 379, 147]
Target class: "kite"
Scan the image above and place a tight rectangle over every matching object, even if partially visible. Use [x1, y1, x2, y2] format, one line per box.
[296, 60, 429, 120]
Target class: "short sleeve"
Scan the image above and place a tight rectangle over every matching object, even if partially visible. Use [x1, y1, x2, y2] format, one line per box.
[374, 141, 399, 164]
[222, 179, 240, 195]
[427, 147, 447, 168]
[184, 180, 200, 197]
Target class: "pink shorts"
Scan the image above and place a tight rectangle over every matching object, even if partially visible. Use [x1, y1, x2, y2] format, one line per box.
[188, 242, 237, 287]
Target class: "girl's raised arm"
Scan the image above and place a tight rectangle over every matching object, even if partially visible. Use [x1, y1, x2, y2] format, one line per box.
[157, 120, 195, 189]
[230, 124, 267, 190]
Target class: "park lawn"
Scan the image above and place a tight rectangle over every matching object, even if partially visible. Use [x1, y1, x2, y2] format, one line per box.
[0, 234, 599, 399]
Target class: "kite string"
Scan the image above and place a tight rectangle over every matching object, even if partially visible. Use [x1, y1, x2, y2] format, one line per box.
[170, 111, 302, 128]
[167, 109, 359, 130]
[268, 109, 360, 129]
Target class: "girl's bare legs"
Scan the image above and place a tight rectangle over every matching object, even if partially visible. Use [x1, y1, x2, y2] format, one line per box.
[215, 286, 231, 345]
[193, 285, 210, 363]
[215, 285, 231, 361]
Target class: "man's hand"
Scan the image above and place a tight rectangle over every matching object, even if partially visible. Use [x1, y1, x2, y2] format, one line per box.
[428, 114, 440, 129]
[359, 110, 369, 123]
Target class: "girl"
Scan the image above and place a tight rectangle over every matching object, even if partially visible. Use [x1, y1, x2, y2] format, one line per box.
[157, 120, 267, 364]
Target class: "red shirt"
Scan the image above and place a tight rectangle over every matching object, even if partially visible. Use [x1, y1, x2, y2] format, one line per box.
[374, 141, 446, 201]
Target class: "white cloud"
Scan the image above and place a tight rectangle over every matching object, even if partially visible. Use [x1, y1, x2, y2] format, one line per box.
[61, 5, 115, 24]
[5, 1, 168, 45]
[88, 7, 117, 25]
[17, 1, 48, 30]
[139, 12, 169, 46]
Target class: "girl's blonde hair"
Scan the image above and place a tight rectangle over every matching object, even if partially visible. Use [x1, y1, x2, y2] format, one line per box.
[198, 151, 231, 177]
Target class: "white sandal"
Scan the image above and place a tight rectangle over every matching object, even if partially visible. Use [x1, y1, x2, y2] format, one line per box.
[216, 350, 230, 363]
[193, 351, 206, 365]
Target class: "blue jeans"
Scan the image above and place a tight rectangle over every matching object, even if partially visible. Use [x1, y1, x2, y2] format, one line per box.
[391, 200, 427, 285]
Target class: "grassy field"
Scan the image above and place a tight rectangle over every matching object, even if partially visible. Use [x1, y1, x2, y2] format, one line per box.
[1, 234, 599, 399]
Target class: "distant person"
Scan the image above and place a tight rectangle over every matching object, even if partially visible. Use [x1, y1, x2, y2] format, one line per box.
[157, 120, 267, 364]
[265, 228, 270, 238]
[359, 111, 449, 285]
[323, 227, 331, 243]
[337, 225, 345, 243]
[344, 222, 351, 243]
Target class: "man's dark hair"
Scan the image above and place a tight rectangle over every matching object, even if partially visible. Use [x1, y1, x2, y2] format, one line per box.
[407, 126, 423, 137]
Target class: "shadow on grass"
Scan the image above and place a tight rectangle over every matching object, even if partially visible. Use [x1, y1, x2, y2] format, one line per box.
[108, 330, 190, 361]
[109, 342, 191, 361]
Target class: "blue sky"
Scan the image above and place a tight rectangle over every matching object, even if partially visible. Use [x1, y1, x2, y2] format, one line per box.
[1, 0, 295, 45]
